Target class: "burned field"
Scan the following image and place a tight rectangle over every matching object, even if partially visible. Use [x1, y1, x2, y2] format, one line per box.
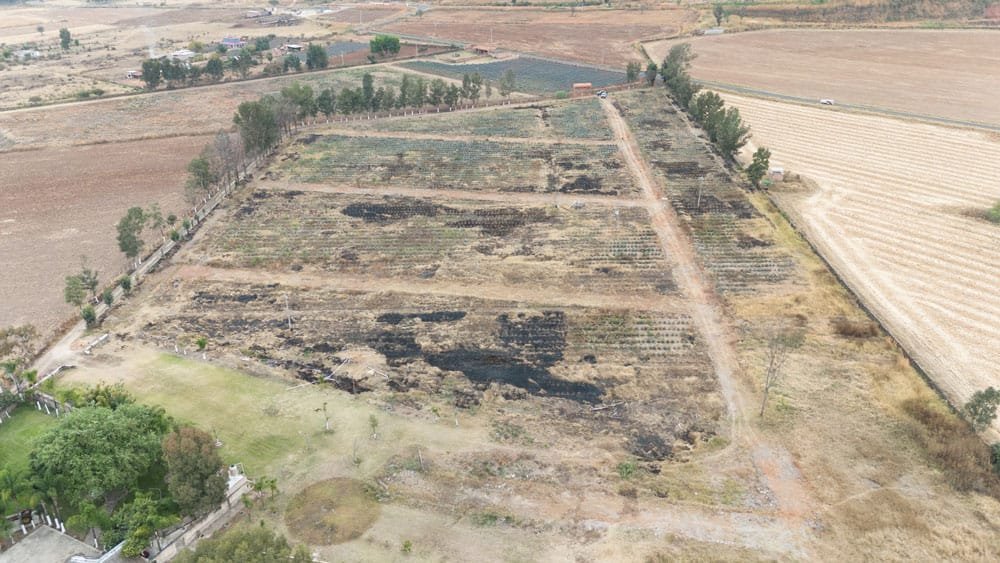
[280, 134, 636, 197]
[617, 89, 798, 294]
[195, 190, 676, 297]
[137, 280, 720, 460]
[356, 98, 615, 140]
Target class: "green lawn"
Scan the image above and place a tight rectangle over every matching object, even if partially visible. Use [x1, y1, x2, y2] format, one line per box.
[0, 406, 58, 473]
[58, 354, 342, 477]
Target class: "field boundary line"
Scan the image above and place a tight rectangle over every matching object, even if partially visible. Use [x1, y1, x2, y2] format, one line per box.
[254, 182, 647, 208]
[763, 192, 972, 424]
[174, 266, 689, 313]
[312, 127, 617, 146]
[701, 80, 1000, 132]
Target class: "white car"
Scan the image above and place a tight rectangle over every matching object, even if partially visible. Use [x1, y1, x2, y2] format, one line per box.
[820, 98, 835, 105]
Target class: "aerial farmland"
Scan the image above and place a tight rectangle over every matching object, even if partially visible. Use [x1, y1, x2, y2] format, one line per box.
[2, 1, 1000, 562]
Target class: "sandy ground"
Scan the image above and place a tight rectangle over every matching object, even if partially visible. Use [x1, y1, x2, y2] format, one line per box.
[726, 93, 1000, 429]
[645, 29, 1000, 126]
[385, 7, 696, 66]
[0, 136, 201, 337]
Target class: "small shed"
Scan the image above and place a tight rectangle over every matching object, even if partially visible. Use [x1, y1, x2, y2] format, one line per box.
[471, 44, 497, 56]
[769, 167, 785, 182]
[571, 82, 593, 97]
[282, 43, 303, 52]
[221, 37, 247, 49]
[170, 49, 195, 62]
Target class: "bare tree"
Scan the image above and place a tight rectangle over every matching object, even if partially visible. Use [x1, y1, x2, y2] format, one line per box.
[759, 324, 804, 417]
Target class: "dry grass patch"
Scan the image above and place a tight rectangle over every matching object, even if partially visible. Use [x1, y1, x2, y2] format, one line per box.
[900, 397, 1000, 497]
[284, 478, 381, 545]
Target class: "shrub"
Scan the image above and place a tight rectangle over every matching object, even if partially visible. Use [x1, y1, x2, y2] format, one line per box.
[118, 276, 132, 294]
[81, 305, 97, 327]
[170, 229, 181, 242]
[196, 337, 208, 351]
[900, 398, 1000, 496]
[832, 317, 879, 338]
[986, 201, 1000, 224]
[401, 540, 412, 554]
[963, 387, 1000, 432]
[617, 460, 637, 479]
[102, 288, 114, 306]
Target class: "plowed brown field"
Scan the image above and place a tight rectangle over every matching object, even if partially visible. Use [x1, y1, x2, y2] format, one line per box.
[725, 93, 1000, 429]
[385, 7, 696, 66]
[0, 136, 201, 335]
[645, 30, 1000, 125]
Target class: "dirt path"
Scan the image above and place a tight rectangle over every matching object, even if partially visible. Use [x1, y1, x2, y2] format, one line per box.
[256, 180, 645, 208]
[600, 97, 815, 546]
[174, 265, 688, 313]
[313, 125, 615, 146]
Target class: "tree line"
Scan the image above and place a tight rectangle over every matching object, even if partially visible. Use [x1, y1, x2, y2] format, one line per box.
[658, 43, 771, 187]
[137, 33, 409, 90]
[0, 383, 232, 557]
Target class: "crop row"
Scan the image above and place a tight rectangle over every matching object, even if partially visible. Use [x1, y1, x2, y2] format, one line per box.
[617, 89, 797, 293]
[284, 135, 636, 196]
[353, 97, 614, 140]
[399, 56, 626, 95]
[205, 191, 676, 295]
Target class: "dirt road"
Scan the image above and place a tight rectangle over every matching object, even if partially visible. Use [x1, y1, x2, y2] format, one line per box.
[601, 97, 815, 537]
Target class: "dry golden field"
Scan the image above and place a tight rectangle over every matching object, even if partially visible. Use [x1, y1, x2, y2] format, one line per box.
[725, 92, 1000, 433]
[645, 29, 1000, 125]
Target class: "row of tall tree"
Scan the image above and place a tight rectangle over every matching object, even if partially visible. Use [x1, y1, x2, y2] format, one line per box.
[139, 42, 330, 90]
[659, 43, 769, 183]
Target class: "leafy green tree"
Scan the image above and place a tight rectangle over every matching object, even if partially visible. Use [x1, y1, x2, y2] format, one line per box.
[371, 87, 385, 111]
[746, 147, 771, 188]
[282, 54, 300, 72]
[964, 387, 1000, 432]
[76, 382, 133, 409]
[104, 492, 179, 556]
[67, 502, 111, 544]
[398, 74, 411, 108]
[986, 201, 1000, 224]
[644, 62, 658, 86]
[369, 34, 401, 57]
[231, 48, 253, 79]
[412, 77, 427, 107]
[713, 106, 751, 159]
[29, 403, 172, 511]
[64, 274, 87, 307]
[186, 150, 219, 205]
[162, 427, 227, 516]
[444, 83, 460, 107]
[59, 28, 71, 50]
[467, 73, 482, 103]
[429, 78, 446, 106]
[382, 86, 397, 110]
[660, 43, 700, 109]
[316, 88, 336, 117]
[234, 100, 279, 155]
[625, 61, 642, 82]
[254, 37, 271, 52]
[690, 91, 725, 134]
[499, 69, 516, 98]
[116, 207, 147, 262]
[281, 82, 316, 119]
[1, 325, 37, 394]
[173, 526, 312, 563]
[205, 56, 224, 81]
[362, 73, 374, 110]
[141, 59, 162, 89]
[713, 4, 726, 26]
[305, 43, 328, 70]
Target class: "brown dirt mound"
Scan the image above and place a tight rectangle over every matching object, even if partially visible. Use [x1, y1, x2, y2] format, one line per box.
[284, 478, 381, 545]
